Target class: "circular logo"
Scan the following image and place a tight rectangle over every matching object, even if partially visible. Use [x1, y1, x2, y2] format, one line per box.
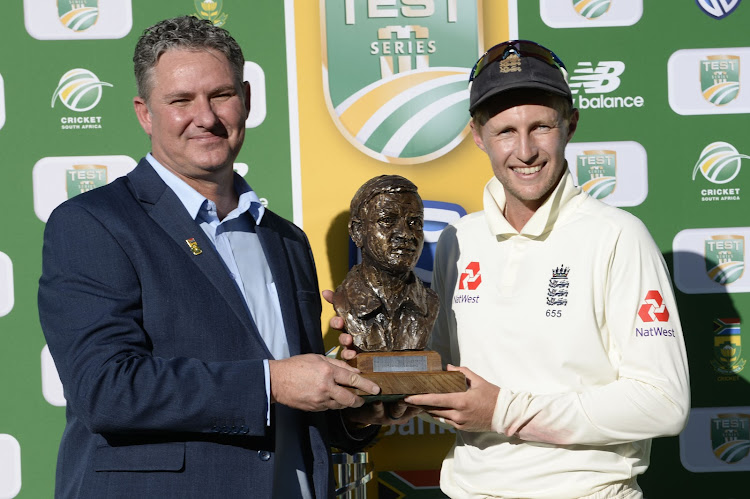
[51, 69, 112, 112]
[693, 141, 750, 184]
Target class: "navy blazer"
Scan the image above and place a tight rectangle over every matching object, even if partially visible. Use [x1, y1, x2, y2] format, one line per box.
[39, 159, 372, 498]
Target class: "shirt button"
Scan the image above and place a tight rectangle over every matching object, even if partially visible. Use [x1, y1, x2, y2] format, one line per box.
[259, 450, 271, 461]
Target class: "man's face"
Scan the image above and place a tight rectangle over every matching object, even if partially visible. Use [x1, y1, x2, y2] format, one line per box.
[471, 94, 578, 211]
[133, 48, 250, 184]
[356, 192, 424, 275]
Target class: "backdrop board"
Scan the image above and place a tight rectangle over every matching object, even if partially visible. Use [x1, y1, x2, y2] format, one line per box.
[1, 1, 749, 498]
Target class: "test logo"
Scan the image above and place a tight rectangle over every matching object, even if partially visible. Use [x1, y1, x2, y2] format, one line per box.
[680, 406, 750, 472]
[24, 0, 132, 40]
[705, 235, 744, 285]
[459, 262, 481, 291]
[321, 0, 481, 164]
[637, 290, 669, 322]
[701, 55, 740, 106]
[696, 0, 742, 19]
[32, 155, 137, 222]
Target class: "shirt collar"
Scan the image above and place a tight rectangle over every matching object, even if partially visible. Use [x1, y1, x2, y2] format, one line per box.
[146, 153, 265, 224]
[483, 168, 583, 238]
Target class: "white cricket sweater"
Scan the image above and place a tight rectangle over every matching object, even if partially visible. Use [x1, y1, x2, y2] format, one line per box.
[429, 171, 690, 499]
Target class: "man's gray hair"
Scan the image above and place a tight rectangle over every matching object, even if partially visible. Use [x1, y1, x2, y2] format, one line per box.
[350, 175, 421, 222]
[133, 16, 245, 101]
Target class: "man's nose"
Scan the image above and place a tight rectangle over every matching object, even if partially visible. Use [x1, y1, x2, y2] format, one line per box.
[193, 97, 219, 127]
[516, 133, 538, 163]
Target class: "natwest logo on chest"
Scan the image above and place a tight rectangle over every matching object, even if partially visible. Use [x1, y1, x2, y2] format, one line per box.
[459, 261, 481, 290]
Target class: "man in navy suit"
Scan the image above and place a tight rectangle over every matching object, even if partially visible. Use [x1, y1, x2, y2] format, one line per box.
[38, 16, 403, 498]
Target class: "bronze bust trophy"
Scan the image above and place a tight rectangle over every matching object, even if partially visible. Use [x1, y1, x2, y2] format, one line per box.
[334, 175, 465, 397]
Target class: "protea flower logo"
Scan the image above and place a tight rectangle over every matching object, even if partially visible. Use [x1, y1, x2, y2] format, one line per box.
[705, 235, 744, 285]
[701, 55, 740, 106]
[321, 1, 481, 165]
[711, 413, 750, 464]
[573, 0, 612, 19]
[58, 0, 99, 32]
[576, 150, 616, 199]
[692, 142, 750, 184]
[194, 0, 227, 27]
[711, 318, 746, 376]
[51, 69, 112, 112]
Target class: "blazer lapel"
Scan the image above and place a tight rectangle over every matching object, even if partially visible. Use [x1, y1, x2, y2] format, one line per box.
[126, 160, 267, 353]
[255, 223, 303, 357]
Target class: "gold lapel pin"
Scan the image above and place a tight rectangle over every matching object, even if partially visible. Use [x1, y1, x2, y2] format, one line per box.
[185, 238, 202, 255]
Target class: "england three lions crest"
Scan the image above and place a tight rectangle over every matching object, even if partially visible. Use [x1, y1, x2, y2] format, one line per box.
[320, 1, 482, 164]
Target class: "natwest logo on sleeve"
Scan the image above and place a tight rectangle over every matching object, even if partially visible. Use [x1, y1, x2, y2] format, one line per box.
[459, 261, 481, 291]
[638, 290, 670, 322]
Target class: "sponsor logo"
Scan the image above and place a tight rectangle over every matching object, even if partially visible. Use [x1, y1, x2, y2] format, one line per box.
[194, 0, 228, 27]
[566, 141, 647, 207]
[705, 235, 745, 285]
[681, 407, 750, 472]
[711, 318, 746, 378]
[24, 0, 131, 40]
[637, 290, 669, 322]
[546, 265, 569, 307]
[58, 0, 98, 32]
[568, 61, 644, 109]
[0, 73, 5, 130]
[696, 0, 742, 19]
[693, 142, 749, 203]
[701, 55, 740, 106]
[576, 150, 616, 199]
[32, 155, 137, 222]
[668, 48, 749, 115]
[0, 252, 13, 317]
[459, 262, 481, 291]
[573, 0, 611, 19]
[711, 413, 750, 464]
[321, 0, 481, 164]
[540, 0, 642, 28]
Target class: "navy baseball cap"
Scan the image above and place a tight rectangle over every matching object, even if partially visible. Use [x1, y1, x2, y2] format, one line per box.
[468, 40, 572, 114]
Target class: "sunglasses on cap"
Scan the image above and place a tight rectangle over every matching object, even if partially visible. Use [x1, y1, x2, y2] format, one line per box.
[468, 40, 567, 83]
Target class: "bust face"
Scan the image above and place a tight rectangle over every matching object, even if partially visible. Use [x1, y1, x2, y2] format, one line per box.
[358, 191, 424, 275]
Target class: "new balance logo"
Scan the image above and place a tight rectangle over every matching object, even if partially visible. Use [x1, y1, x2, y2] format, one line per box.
[459, 262, 481, 290]
[637, 290, 670, 322]
[569, 61, 624, 94]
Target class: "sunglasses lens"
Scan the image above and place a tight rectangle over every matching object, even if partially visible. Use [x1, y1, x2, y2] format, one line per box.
[470, 41, 565, 82]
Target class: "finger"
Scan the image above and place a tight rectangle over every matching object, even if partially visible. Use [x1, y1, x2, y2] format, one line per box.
[330, 315, 345, 330]
[323, 356, 360, 372]
[338, 333, 354, 347]
[321, 289, 334, 304]
[332, 368, 380, 395]
[328, 386, 365, 409]
[403, 393, 453, 407]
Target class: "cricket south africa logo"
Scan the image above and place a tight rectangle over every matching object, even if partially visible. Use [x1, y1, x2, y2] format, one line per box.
[693, 142, 749, 202]
[705, 235, 745, 285]
[701, 55, 740, 105]
[51, 69, 112, 112]
[194, 0, 227, 26]
[572, 0, 611, 19]
[58, 0, 98, 32]
[711, 318, 746, 377]
[576, 150, 616, 199]
[320, 1, 481, 164]
[711, 413, 750, 464]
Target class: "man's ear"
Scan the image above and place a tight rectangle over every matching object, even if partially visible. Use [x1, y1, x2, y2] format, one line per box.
[349, 219, 363, 248]
[242, 81, 251, 117]
[470, 120, 487, 153]
[566, 108, 580, 142]
[133, 96, 152, 136]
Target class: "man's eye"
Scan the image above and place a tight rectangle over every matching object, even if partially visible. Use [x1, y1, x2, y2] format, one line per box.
[378, 217, 395, 226]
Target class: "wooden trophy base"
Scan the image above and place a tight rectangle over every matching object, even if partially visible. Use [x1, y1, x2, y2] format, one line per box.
[346, 351, 466, 401]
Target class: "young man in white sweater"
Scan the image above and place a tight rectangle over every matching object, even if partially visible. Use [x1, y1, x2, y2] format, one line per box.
[338, 40, 690, 499]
